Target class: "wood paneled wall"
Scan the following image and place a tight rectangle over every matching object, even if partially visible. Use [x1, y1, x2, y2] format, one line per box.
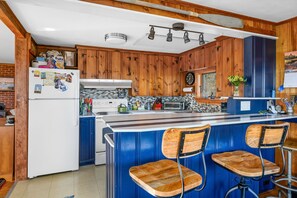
[275, 18, 297, 176]
[77, 46, 182, 96]
[179, 37, 244, 97]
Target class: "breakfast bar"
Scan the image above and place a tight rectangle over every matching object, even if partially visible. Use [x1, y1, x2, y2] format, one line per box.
[103, 113, 297, 198]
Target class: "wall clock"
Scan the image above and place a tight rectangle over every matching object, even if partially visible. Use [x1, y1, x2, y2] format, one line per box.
[185, 72, 195, 85]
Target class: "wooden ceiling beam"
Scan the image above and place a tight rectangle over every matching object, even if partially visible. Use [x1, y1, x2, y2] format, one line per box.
[0, 1, 26, 38]
[82, 0, 276, 36]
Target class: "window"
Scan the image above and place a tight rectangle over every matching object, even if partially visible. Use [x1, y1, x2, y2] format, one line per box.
[201, 72, 216, 98]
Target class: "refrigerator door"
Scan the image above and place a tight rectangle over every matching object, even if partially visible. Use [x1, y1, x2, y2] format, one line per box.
[28, 99, 79, 178]
[29, 68, 79, 99]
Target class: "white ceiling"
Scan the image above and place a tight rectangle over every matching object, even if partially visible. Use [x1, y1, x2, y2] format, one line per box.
[0, 21, 15, 64]
[6, 0, 276, 54]
[183, 0, 297, 23]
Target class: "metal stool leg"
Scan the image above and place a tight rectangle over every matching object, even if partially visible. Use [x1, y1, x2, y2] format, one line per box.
[224, 185, 238, 198]
[247, 187, 259, 198]
[288, 150, 292, 198]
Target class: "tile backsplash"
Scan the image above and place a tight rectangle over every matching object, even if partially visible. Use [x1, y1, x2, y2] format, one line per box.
[80, 88, 221, 113]
[80, 88, 128, 99]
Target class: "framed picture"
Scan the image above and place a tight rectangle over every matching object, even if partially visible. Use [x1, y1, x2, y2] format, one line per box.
[284, 51, 297, 87]
[0, 77, 14, 91]
[63, 51, 76, 67]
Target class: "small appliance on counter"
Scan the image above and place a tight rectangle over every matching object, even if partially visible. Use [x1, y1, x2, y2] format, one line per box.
[152, 98, 162, 110]
[163, 101, 185, 110]
[0, 103, 5, 118]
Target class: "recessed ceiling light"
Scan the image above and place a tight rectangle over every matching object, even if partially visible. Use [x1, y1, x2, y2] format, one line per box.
[43, 27, 56, 32]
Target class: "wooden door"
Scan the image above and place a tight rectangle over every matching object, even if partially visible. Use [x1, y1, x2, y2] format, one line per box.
[197, 48, 205, 68]
[97, 51, 108, 79]
[138, 54, 149, 96]
[148, 55, 158, 96]
[121, 52, 140, 96]
[204, 43, 216, 67]
[172, 56, 181, 96]
[163, 56, 173, 96]
[156, 56, 164, 96]
[77, 49, 87, 78]
[109, 51, 121, 79]
[86, 50, 97, 78]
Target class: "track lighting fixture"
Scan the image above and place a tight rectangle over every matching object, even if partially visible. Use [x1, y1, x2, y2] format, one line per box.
[148, 26, 155, 40]
[148, 23, 204, 44]
[166, 29, 172, 42]
[183, 31, 190, 44]
[199, 33, 205, 45]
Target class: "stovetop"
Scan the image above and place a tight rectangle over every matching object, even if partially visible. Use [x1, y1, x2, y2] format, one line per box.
[93, 99, 128, 117]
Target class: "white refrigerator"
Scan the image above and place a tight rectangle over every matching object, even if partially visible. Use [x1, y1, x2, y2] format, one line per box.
[28, 67, 79, 178]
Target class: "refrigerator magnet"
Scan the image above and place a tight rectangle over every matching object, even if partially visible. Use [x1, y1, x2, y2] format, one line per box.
[66, 74, 72, 83]
[59, 82, 68, 92]
[34, 70, 40, 77]
[44, 72, 55, 86]
[41, 72, 46, 79]
[34, 84, 42, 94]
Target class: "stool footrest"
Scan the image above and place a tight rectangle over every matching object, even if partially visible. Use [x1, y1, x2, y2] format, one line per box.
[271, 176, 297, 192]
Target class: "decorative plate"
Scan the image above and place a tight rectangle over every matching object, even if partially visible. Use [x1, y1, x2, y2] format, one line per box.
[185, 72, 195, 85]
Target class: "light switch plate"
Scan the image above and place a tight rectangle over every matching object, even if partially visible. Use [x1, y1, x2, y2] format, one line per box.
[240, 101, 251, 111]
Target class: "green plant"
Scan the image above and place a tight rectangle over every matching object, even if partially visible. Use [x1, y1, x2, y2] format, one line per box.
[228, 75, 247, 86]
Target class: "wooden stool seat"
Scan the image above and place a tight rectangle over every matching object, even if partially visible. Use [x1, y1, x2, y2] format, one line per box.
[283, 139, 297, 151]
[129, 159, 202, 197]
[212, 150, 280, 177]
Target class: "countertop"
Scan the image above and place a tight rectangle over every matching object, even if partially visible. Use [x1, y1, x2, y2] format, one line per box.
[0, 118, 14, 127]
[103, 113, 297, 132]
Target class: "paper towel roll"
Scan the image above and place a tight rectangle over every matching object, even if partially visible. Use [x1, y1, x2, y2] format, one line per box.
[183, 87, 193, 92]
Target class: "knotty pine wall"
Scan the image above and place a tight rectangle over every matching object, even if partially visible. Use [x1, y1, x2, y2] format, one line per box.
[0, 64, 15, 110]
[275, 17, 297, 175]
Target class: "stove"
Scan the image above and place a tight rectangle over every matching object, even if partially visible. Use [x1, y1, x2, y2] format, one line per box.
[93, 99, 128, 165]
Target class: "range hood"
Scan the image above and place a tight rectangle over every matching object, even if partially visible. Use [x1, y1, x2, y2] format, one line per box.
[80, 79, 132, 89]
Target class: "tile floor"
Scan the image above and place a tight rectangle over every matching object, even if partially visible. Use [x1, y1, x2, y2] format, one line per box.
[7, 165, 106, 198]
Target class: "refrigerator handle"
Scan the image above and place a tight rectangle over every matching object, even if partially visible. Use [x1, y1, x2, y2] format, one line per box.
[74, 71, 80, 127]
[74, 102, 79, 127]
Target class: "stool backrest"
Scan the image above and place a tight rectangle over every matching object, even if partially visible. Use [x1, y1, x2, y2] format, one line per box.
[246, 122, 289, 148]
[162, 124, 211, 159]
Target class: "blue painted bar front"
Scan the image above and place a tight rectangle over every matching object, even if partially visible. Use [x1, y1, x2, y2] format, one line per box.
[105, 120, 296, 198]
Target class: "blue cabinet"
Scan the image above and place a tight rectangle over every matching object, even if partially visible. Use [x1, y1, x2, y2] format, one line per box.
[79, 117, 95, 166]
[244, 36, 276, 97]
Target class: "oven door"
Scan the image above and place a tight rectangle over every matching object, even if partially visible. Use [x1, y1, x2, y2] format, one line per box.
[96, 118, 106, 152]
[95, 118, 106, 165]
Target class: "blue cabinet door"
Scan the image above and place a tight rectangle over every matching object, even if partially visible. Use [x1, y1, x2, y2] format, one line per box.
[79, 117, 95, 166]
[244, 36, 276, 97]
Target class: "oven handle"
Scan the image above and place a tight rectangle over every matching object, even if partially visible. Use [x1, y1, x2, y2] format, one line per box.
[104, 133, 114, 148]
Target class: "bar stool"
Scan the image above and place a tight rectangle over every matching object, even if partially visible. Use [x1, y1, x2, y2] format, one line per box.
[271, 139, 297, 198]
[212, 123, 289, 198]
[129, 124, 211, 198]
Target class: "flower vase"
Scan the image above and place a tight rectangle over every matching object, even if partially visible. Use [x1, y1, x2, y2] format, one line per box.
[233, 86, 239, 97]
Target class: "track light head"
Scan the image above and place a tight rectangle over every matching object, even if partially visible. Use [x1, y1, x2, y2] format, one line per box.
[166, 29, 172, 42]
[183, 31, 190, 43]
[148, 26, 155, 40]
[199, 33, 205, 45]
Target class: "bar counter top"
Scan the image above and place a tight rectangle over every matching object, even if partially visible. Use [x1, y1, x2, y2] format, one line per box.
[103, 113, 297, 132]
